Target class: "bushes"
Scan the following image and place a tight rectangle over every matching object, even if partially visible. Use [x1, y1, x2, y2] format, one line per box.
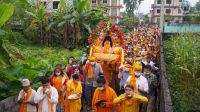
[164, 33, 200, 112]
[0, 45, 83, 100]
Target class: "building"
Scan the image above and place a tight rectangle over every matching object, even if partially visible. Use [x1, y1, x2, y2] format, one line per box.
[91, 0, 123, 24]
[149, 0, 184, 24]
[41, 0, 122, 24]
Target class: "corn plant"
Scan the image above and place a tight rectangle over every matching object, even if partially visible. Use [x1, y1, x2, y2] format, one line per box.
[164, 33, 200, 112]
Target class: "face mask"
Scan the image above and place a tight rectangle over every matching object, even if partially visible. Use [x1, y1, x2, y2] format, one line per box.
[55, 72, 60, 76]
[90, 62, 95, 65]
[141, 51, 145, 56]
[72, 65, 76, 67]
[124, 68, 130, 72]
[135, 72, 141, 77]
[69, 60, 72, 64]
[144, 72, 151, 75]
[83, 54, 87, 57]
[136, 61, 141, 65]
[98, 86, 104, 91]
[75, 71, 80, 74]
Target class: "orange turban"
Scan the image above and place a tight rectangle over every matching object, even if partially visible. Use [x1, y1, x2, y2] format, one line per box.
[134, 64, 142, 71]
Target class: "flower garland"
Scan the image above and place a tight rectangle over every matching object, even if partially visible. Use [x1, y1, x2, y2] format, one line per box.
[88, 21, 124, 47]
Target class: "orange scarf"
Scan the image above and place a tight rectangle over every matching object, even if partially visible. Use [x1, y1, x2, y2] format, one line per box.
[20, 87, 32, 112]
[129, 77, 137, 93]
[124, 64, 137, 93]
[38, 87, 54, 112]
[52, 75, 65, 104]
[86, 63, 94, 78]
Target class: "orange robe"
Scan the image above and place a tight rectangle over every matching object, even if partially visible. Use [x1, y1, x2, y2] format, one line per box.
[51, 74, 68, 104]
[92, 86, 120, 112]
[65, 79, 82, 112]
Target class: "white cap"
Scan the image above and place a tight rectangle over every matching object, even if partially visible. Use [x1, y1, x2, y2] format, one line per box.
[22, 79, 30, 86]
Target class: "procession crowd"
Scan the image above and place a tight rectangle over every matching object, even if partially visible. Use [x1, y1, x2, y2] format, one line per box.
[18, 25, 161, 112]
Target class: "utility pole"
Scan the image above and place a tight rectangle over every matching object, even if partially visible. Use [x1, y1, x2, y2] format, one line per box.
[160, 0, 165, 33]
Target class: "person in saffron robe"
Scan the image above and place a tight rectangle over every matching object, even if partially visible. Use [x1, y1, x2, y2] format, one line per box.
[34, 77, 58, 112]
[65, 74, 82, 112]
[92, 76, 119, 112]
[18, 79, 36, 112]
[50, 64, 69, 112]
[85, 56, 103, 111]
[113, 84, 148, 112]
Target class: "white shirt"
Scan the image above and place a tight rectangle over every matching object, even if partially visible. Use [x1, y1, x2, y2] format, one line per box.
[34, 86, 58, 112]
[18, 89, 37, 112]
[127, 75, 149, 95]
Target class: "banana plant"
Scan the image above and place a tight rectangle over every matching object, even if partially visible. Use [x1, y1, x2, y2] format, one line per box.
[25, 2, 51, 45]
[0, 3, 14, 34]
[59, 0, 108, 47]
[0, 3, 14, 66]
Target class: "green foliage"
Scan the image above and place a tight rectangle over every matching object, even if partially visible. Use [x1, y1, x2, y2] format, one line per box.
[183, 11, 200, 24]
[57, 0, 67, 13]
[123, 0, 140, 16]
[0, 2, 14, 66]
[164, 33, 200, 112]
[121, 15, 139, 31]
[0, 44, 83, 100]
[12, 0, 108, 48]
[195, 1, 200, 11]
[0, 3, 14, 27]
[143, 14, 149, 23]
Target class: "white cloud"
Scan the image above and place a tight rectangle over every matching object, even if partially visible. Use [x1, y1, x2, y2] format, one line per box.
[136, 0, 154, 14]
[189, 0, 199, 6]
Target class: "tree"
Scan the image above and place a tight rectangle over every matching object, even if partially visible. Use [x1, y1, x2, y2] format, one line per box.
[195, 1, 200, 11]
[121, 12, 139, 30]
[123, 0, 140, 30]
[143, 14, 149, 23]
[57, 0, 108, 47]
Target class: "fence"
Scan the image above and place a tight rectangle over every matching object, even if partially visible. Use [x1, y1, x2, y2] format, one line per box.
[164, 22, 200, 33]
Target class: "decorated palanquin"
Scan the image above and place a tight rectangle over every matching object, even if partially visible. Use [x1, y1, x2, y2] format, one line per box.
[88, 22, 125, 84]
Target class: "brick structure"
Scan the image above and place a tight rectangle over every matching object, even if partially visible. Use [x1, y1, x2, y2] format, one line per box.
[91, 0, 123, 24]
[149, 0, 184, 23]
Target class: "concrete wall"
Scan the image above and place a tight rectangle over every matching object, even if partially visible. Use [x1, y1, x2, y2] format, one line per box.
[0, 95, 19, 112]
[159, 33, 173, 112]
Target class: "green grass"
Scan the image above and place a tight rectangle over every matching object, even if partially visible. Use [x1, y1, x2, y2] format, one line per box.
[0, 44, 83, 100]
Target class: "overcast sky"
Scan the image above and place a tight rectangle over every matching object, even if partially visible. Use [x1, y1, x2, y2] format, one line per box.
[120, 0, 199, 14]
